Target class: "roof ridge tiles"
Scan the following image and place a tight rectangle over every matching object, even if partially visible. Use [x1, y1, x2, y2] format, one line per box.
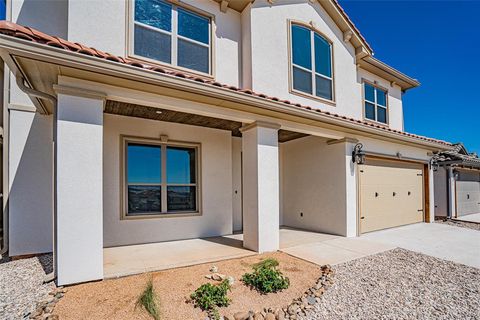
[0, 20, 451, 146]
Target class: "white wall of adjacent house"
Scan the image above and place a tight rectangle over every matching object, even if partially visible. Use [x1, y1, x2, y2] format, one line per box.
[103, 114, 233, 247]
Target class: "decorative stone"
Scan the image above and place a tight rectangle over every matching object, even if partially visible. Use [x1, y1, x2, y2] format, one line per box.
[205, 274, 213, 279]
[287, 305, 297, 315]
[307, 296, 316, 305]
[253, 312, 264, 320]
[234, 311, 250, 320]
[210, 266, 218, 273]
[264, 312, 275, 320]
[226, 275, 235, 285]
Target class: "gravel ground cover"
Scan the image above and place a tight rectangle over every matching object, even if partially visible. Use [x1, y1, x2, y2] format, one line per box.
[435, 218, 480, 231]
[0, 254, 55, 320]
[301, 248, 480, 320]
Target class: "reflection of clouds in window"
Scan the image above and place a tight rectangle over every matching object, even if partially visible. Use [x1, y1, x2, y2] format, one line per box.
[133, 0, 211, 74]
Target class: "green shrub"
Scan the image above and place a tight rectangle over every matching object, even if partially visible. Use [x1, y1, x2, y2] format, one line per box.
[241, 258, 290, 294]
[190, 280, 231, 319]
[137, 279, 161, 320]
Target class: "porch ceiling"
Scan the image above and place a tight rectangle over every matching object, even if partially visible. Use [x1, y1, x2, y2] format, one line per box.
[105, 100, 309, 143]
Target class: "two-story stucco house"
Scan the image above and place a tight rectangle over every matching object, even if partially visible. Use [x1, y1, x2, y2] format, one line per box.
[0, 0, 454, 285]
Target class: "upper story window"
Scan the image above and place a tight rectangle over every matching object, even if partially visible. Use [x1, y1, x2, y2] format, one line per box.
[133, 0, 211, 74]
[290, 24, 333, 101]
[364, 83, 388, 124]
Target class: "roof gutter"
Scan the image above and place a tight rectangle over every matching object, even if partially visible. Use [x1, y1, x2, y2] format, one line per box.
[0, 35, 451, 151]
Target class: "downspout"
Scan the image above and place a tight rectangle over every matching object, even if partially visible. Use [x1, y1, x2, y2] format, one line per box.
[15, 75, 57, 283]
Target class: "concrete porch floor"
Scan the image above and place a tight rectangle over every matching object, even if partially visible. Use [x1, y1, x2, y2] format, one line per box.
[104, 228, 395, 278]
[104, 234, 253, 278]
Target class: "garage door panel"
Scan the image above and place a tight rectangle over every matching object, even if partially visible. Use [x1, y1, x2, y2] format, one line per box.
[360, 163, 424, 233]
[457, 181, 480, 216]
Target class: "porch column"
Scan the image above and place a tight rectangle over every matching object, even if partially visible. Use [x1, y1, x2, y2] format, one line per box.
[240, 121, 280, 252]
[54, 87, 105, 285]
[448, 166, 456, 218]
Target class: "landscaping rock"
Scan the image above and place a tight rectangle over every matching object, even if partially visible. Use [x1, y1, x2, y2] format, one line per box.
[253, 311, 264, 320]
[226, 275, 235, 285]
[210, 266, 218, 273]
[212, 273, 226, 281]
[234, 311, 251, 320]
[264, 312, 275, 320]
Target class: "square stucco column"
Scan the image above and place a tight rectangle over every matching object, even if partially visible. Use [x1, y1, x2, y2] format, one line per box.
[240, 121, 280, 253]
[448, 167, 456, 218]
[54, 88, 105, 285]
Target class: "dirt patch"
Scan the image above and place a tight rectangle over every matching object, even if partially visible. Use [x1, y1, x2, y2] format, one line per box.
[53, 252, 321, 320]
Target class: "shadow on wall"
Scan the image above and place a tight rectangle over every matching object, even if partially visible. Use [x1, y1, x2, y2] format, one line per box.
[9, 113, 53, 256]
[16, 0, 68, 39]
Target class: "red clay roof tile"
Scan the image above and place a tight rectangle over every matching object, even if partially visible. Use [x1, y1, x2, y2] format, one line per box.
[0, 20, 450, 146]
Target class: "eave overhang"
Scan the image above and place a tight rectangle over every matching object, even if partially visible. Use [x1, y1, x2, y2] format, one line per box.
[358, 56, 420, 91]
[0, 34, 451, 151]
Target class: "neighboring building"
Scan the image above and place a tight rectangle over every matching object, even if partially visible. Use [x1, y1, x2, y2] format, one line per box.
[0, 0, 454, 285]
[433, 144, 480, 219]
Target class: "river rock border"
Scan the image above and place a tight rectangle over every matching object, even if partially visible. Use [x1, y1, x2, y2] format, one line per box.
[29, 287, 66, 320]
[228, 265, 334, 320]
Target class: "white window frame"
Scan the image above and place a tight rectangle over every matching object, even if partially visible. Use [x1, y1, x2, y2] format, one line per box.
[128, 0, 213, 77]
[363, 81, 389, 125]
[289, 21, 335, 105]
[121, 136, 201, 219]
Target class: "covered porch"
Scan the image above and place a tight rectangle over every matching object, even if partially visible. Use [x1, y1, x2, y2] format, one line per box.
[104, 228, 391, 279]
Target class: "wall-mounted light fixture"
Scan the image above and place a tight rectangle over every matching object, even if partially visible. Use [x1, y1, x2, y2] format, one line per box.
[352, 143, 366, 164]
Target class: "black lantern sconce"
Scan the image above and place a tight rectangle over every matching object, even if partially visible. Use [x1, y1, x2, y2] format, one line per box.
[352, 143, 366, 164]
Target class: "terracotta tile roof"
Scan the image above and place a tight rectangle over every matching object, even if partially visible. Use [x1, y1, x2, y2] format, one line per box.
[0, 20, 451, 147]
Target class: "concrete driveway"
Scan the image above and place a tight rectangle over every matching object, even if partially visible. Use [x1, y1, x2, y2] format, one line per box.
[361, 222, 480, 268]
[281, 223, 480, 269]
[456, 212, 480, 223]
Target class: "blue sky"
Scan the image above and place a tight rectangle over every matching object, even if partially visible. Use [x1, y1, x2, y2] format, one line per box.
[339, 0, 479, 154]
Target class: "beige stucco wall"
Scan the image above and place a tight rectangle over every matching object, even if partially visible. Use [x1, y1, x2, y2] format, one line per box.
[232, 137, 242, 231]
[281, 136, 349, 236]
[103, 114, 233, 247]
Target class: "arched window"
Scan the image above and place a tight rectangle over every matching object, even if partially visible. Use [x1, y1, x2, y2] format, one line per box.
[290, 24, 333, 101]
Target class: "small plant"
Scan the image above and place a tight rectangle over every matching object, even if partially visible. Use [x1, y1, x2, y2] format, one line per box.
[137, 279, 161, 320]
[190, 280, 231, 320]
[242, 258, 290, 294]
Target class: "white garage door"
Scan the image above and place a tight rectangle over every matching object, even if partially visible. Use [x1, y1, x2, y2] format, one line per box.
[359, 160, 424, 233]
[456, 170, 480, 217]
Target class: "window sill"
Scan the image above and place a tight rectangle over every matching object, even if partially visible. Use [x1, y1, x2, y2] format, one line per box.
[121, 211, 202, 220]
[289, 89, 336, 107]
[128, 54, 214, 82]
